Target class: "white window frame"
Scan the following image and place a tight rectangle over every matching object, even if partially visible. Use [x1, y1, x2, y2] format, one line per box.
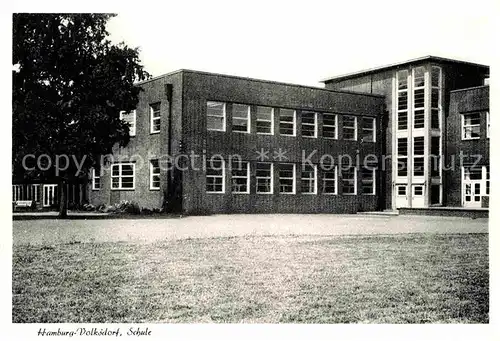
[462, 112, 481, 140]
[120, 110, 136, 137]
[413, 66, 426, 129]
[396, 70, 409, 131]
[361, 166, 376, 195]
[279, 109, 296, 137]
[301, 111, 318, 138]
[231, 161, 250, 194]
[321, 164, 337, 195]
[301, 164, 317, 194]
[206, 159, 225, 193]
[341, 166, 357, 195]
[150, 159, 161, 190]
[92, 168, 101, 190]
[256, 106, 274, 135]
[361, 117, 376, 142]
[278, 163, 296, 194]
[150, 103, 161, 134]
[111, 163, 136, 190]
[256, 162, 273, 194]
[343, 115, 357, 141]
[232, 104, 251, 134]
[322, 113, 338, 139]
[207, 101, 226, 132]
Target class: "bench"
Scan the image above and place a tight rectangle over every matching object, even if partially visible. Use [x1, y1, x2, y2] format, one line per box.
[13, 200, 35, 210]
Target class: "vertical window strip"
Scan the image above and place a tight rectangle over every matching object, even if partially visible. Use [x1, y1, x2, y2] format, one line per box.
[279, 109, 296, 136]
[343, 115, 357, 140]
[206, 159, 225, 193]
[256, 106, 274, 135]
[150, 103, 161, 133]
[341, 166, 356, 195]
[120, 110, 136, 136]
[231, 161, 250, 194]
[397, 70, 408, 131]
[256, 162, 273, 194]
[322, 113, 337, 139]
[279, 163, 295, 194]
[232, 104, 251, 133]
[207, 101, 226, 131]
[301, 111, 317, 138]
[322, 164, 337, 194]
[150, 159, 161, 190]
[301, 164, 317, 194]
[92, 168, 101, 190]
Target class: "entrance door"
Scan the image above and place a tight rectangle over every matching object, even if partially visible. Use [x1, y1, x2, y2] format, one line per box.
[411, 184, 425, 208]
[43, 184, 57, 207]
[463, 181, 482, 208]
[395, 184, 409, 208]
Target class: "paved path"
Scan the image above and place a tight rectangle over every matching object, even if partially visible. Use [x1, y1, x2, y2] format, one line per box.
[12, 214, 488, 245]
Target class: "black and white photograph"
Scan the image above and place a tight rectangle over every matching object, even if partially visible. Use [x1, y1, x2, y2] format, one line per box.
[7, 0, 498, 340]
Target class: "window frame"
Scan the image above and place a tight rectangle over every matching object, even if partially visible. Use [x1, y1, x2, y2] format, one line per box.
[206, 159, 225, 193]
[462, 112, 481, 140]
[361, 165, 376, 195]
[301, 164, 317, 194]
[256, 106, 274, 135]
[321, 164, 338, 195]
[361, 116, 376, 142]
[111, 163, 136, 190]
[149, 159, 161, 190]
[150, 103, 161, 134]
[301, 111, 318, 138]
[256, 162, 274, 194]
[207, 101, 226, 132]
[232, 103, 251, 134]
[341, 166, 357, 195]
[278, 163, 296, 194]
[91, 168, 101, 190]
[279, 109, 296, 137]
[231, 161, 250, 194]
[322, 113, 338, 139]
[342, 115, 357, 141]
[120, 110, 136, 137]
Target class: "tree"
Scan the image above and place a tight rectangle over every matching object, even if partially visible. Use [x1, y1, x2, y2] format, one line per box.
[13, 13, 150, 217]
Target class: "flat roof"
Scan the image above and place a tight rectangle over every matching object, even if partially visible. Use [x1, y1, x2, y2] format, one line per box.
[321, 55, 490, 83]
[136, 69, 385, 98]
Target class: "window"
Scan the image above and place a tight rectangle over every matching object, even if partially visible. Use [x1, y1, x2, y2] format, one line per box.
[413, 136, 425, 177]
[343, 116, 357, 140]
[256, 106, 274, 135]
[301, 164, 317, 194]
[231, 161, 250, 194]
[207, 101, 226, 131]
[92, 168, 101, 190]
[301, 111, 317, 138]
[397, 70, 408, 131]
[322, 113, 337, 139]
[397, 138, 407, 177]
[279, 163, 295, 194]
[150, 103, 161, 133]
[256, 162, 273, 194]
[206, 159, 225, 193]
[431, 136, 441, 177]
[361, 164, 376, 195]
[111, 163, 135, 190]
[322, 163, 337, 194]
[413, 66, 426, 129]
[462, 112, 480, 139]
[341, 167, 356, 195]
[397, 186, 406, 196]
[414, 186, 424, 196]
[279, 109, 296, 136]
[232, 104, 250, 133]
[150, 159, 160, 190]
[120, 110, 136, 136]
[431, 66, 442, 130]
[361, 117, 375, 142]
[487, 112, 490, 138]
[486, 166, 490, 195]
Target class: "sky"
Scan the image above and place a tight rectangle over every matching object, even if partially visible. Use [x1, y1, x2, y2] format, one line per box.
[106, 0, 495, 87]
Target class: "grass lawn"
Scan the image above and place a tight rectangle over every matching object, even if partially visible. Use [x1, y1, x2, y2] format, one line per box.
[12, 233, 488, 323]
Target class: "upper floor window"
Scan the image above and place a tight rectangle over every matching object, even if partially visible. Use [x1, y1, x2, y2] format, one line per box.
[413, 67, 426, 129]
[322, 113, 337, 139]
[396, 70, 408, 131]
[120, 110, 136, 136]
[111, 163, 135, 190]
[207, 101, 226, 131]
[462, 112, 481, 140]
[361, 117, 375, 142]
[206, 159, 225, 193]
[92, 168, 101, 190]
[301, 111, 317, 138]
[343, 116, 357, 141]
[150, 103, 161, 134]
[232, 104, 250, 133]
[279, 109, 296, 136]
[150, 159, 160, 190]
[256, 106, 274, 135]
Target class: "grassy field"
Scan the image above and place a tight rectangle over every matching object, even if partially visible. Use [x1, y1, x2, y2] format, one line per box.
[12, 233, 488, 323]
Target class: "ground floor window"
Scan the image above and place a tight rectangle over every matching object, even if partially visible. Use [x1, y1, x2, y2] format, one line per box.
[361, 165, 376, 195]
[231, 161, 250, 194]
[322, 164, 337, 194]
[341, 166, 356, 195]
[462, 165, 489, 206]
[256, 162, 273, 194]
[301, 164, 317, 194]
[279, 163, 295, 194]
[92, 168, 101, 190]
[150, 160, 160, 190]
[111, 163, 135, 190]
[206, 160, 225, 193]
